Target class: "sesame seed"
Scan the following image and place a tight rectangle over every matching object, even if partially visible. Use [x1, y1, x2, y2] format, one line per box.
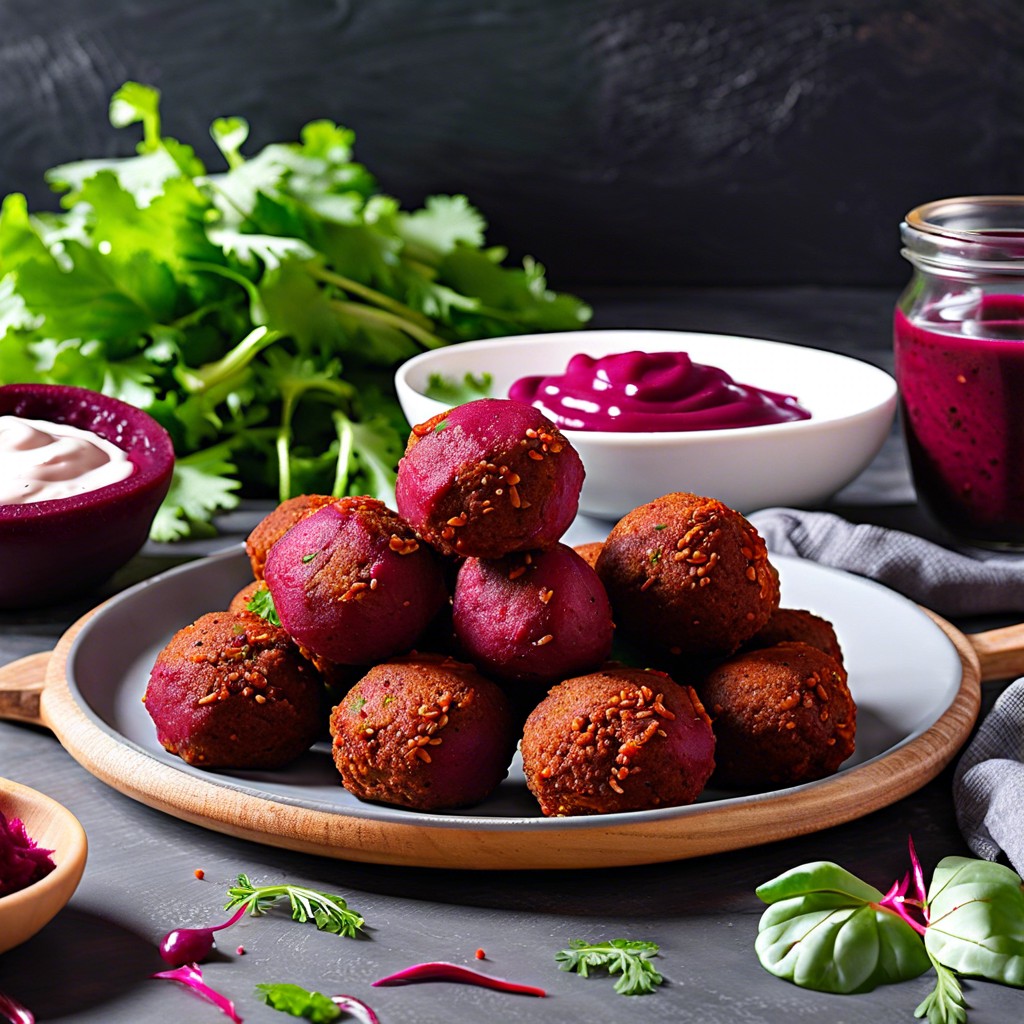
[533, 634, 554, 646]
[527, 449, 544, 461]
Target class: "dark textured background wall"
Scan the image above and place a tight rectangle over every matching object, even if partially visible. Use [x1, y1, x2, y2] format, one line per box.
[0, 0, 1022, 288]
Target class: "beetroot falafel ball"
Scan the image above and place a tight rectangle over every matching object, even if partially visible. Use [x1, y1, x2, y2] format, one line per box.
[453, 544, 614, 686]
[245, 494, 335, 579]
[395, 398, 584, 558]
[698, 641, 856, 789]
[329, 654, 516, 810]
[596, 492, 779, 658]
[743, 607, 844, 666]
[521, 666, 715, 816]
[143, 611, 322, 769]
[264, 496, 448, 666]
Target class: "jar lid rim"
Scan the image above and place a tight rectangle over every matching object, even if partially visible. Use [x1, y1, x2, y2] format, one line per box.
[906, 195, 1024, 239]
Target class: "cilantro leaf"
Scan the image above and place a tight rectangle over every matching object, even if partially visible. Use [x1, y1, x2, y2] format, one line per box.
[225, 874, 364, 938]
[256, 983, 341, 1023]
[246, 586, 281, 627]
[424, 371, 493, 404]
[149, 443, 242, 541]
[915, 953, 967, 1024]
[556, 939, 664, 996]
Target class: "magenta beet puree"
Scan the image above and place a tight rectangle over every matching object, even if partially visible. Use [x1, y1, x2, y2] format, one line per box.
[507, 350, 810, 432]
[894, 295, 1024, 544]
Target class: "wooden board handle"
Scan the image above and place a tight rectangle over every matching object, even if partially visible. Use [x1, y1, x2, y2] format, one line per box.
[969, 623, 1024, 683]
[0, 650, 51, 726]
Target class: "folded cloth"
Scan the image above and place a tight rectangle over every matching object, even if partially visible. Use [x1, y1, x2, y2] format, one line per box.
[748, 506, 1024, 875]
[748, 507, 1024, 618]
[952, 679, 1024, 876]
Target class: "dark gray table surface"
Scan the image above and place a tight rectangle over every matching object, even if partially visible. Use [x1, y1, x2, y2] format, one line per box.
[2, 288, 1021, 1023]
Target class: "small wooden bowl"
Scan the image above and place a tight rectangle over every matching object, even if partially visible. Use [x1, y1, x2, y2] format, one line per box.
[0, 777, 87, 954]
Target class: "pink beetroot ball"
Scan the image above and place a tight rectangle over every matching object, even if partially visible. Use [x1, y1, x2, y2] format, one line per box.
[395, 398, 584, 558]
[453, 543, 615, 686]
[264, 496, 448, 666]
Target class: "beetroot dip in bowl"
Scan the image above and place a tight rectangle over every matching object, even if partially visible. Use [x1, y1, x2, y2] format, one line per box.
[0, 383, 174, 607]
[395, 330, 896, 520]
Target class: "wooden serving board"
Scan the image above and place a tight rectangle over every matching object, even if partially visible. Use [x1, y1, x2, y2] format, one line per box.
[2, 577, 1021, 871]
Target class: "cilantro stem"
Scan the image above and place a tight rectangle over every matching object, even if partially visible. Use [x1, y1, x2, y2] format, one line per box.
[307, 264, 435, 331]
[331, 410, 355, 497]
[330, 299, 447, 349]
[276, 376, 355, 501]
[176, 326, 279, 394]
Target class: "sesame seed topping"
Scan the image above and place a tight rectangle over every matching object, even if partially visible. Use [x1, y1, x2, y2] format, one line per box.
[533, 634, 554, 646]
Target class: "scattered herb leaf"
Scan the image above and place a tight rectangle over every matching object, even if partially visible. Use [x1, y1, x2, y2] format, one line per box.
[256, 983, 340, 1023]
[653, 523, 667, 531]
[225, 874, 364, 938]
[915, 953, 967, 1024]
[246, 586, 281, 627]
[424, 371, 494, 404]
[433, 418, 449, 432]
[924, 856, 1024, 986]
[755, 861, 930, 993]
[301, 552, 317, 563]
[555, 939, 663, 996]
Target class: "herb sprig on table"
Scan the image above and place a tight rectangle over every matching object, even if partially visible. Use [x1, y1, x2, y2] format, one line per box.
[755, 838, 1024, 1023]
[225, 874, 365, 938]
[555, 939, 664, 995]
[0, 82, 590, 539]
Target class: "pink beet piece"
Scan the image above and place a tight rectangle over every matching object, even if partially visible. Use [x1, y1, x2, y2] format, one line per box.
[395, 399, 584, 559]
[264, 497, 448, 666]
[453, 544, 614, 686]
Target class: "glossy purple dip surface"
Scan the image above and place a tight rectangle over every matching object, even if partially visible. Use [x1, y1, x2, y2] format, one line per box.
[894, 294, 1024, 545]
[507, 350, 810, 432]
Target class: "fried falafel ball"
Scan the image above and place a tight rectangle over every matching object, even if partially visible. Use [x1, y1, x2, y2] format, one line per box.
[573, 541, 604, 570]
[452, 543, 614, 687]
[143, 611, 322, 769]
[521, 666, 715, 816]
[595, 492, 779, 658]
[264, 496, 448, 667]
[698, 641, 856, 789]
[744, 607, 844, 666]
[329, 654, 516, 810]
[395, 398, 585, 559]
[245, 494, 335, 579]
[228, 580, 263, 615]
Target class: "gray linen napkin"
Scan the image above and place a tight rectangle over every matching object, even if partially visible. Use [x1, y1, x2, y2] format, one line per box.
[748, 506, 1024, 618]
[952, 680, 1024, 874]
[748, 506, 1024, 876]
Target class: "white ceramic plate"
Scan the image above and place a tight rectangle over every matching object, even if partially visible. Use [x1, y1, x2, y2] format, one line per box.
[61, 545, 966, 832]
[395, 330, 898, 518]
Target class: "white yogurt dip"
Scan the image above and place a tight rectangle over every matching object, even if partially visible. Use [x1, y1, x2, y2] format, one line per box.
[0, 414, 134, 504]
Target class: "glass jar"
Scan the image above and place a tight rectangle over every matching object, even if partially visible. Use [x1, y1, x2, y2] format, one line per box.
[895, 196, 1024, 549]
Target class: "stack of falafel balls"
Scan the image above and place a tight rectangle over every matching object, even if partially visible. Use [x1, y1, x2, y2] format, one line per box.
[143, 398, 856, 817]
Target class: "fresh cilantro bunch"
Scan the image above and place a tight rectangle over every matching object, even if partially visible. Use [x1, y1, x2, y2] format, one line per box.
[0, 82, 590, 539]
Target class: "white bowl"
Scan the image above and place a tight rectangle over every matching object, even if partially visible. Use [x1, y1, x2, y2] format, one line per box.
[395, 329, 898, 520]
